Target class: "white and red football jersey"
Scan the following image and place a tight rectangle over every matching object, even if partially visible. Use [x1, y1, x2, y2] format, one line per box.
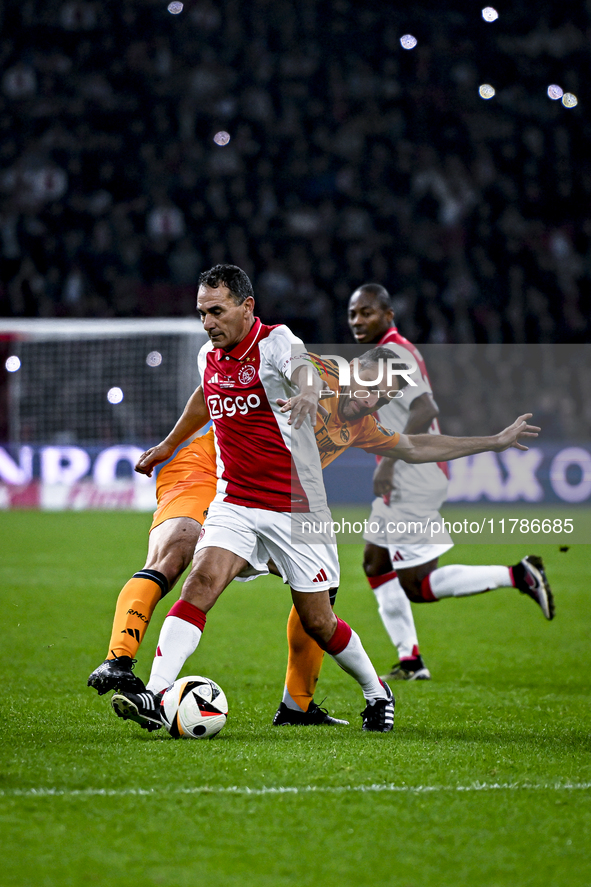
[375, 326, 449, 510]
[198, 318, 326, 513]
[377, 326, 439, 429]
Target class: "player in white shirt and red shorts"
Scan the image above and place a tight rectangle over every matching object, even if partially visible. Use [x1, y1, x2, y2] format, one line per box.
[347, 284, 554, 682]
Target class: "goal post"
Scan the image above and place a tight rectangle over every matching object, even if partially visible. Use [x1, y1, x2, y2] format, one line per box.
[0, 318, 209, 510]
[0, 318, 208, 446]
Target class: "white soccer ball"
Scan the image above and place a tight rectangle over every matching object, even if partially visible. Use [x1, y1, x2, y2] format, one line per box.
[160, 676, 228, 739]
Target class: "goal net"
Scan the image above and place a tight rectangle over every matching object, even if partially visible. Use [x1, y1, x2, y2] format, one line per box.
[0, 318, 208, 510]
[1, 318, 207, 445]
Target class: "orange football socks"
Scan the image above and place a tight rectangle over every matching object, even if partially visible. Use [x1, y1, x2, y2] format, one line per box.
[283, 605, 325, 712]
[106, 570, 169, 659]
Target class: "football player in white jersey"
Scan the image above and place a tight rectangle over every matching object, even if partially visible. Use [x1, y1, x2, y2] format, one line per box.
[111, 265, 396, 733]
[347, 283, 554, 682]
[106, 265, 544, 734]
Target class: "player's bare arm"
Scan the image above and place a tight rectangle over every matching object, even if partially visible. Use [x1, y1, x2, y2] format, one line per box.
[276, 395, 329, 423]
[373, 392, 440, 496]
[404, 392, 440, 435]
[394, 414, 540, 464]
[135, 385, 209, 477]
[278, 364, 324, 428]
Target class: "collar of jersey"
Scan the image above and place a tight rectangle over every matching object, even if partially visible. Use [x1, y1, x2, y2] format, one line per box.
[217, 317, 263, 362]
[378, 325, 398, 343]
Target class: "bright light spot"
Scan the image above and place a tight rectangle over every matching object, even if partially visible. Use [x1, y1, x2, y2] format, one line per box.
[107, 387, 124, 404]
[167, 2, 183, 13]
[479, 84, 496, 99]
[547, 84, 564, 100]
[213, 131, 231, 146]
[5, 355, 21, 372]
[481, 7, 498, 22]
[562, 93, 578, 108]
[146, 351, 163, 367]
[400, 34, 417, 50]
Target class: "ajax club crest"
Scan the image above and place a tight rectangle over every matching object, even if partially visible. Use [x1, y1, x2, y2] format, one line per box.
[238, 364, 257, 385]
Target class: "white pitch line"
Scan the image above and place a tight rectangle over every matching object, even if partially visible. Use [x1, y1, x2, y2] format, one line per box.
[2, 782, 591, 799]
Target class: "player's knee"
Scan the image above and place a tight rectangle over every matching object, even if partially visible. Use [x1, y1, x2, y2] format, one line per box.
[146, 537, 197, 585]
[362, 555, 383, 578]
[362, 544, 392, 578]
[299, 614, 323, 639]
[159, 547, 194, 587]
[299, 610, 334, 645]
[182, 565, 221, 602]
[362, 558, 374, 577]
[403, 586, 425, 603]
[399, 576, 434, 604]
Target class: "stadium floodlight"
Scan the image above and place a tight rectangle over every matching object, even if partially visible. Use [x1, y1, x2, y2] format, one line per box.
[0, 318, 207, 445]
[107, 387, 124, 404]
[400, 34, 418, 50]
[547, 84, 564, 100]
[146, 351, 163, 367]
[562, 93, 578, 108]
[5, 356, 21, 372]
[479, 84, 496, 99]
[481, 7, 499, 22]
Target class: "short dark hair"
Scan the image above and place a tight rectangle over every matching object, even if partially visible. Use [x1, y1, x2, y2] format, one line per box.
[358, 346, 409, 389]
[198, 264, 254, 305]
[355, 283, 392, 312]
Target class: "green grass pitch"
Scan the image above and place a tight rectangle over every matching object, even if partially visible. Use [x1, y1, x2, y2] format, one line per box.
[1, 510, 590, 887]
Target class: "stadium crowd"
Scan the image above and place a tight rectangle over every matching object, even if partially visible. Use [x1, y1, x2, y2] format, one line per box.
[0, 0, 589, 344]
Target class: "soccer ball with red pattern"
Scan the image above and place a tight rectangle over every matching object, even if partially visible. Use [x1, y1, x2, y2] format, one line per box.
[160, 676, 228, 739]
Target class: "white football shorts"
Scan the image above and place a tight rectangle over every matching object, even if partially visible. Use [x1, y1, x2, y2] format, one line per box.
[196, 500, 340, 593]
[363, 496, 454, 569]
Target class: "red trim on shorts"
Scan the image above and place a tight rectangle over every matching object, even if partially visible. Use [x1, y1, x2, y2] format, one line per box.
[420, 574, 438, 602]
[508, 566, 516, 587]
[324, 617, 352, 655]
[366, 569, 398, 590]
[168, 600, 207, 631]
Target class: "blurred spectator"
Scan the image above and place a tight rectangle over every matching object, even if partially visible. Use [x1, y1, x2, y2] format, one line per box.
[0, 0, 589, 348]
[2, 62, 37, 99]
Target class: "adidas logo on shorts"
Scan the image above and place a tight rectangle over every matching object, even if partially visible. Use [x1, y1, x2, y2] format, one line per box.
[312, 568, 328, 583]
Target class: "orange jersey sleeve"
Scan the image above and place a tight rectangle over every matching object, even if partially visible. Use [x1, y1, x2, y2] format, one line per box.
[344, 416, 401, 458]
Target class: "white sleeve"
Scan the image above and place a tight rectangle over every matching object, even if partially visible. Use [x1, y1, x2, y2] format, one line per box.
[264, 325, 309, 382]
[197, 341, 212, 385]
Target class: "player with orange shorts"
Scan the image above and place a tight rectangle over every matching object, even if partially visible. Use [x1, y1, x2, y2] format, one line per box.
[87, 347, 409, 725]
[151, 428, 217, 533]
[88, 346, 545, 726]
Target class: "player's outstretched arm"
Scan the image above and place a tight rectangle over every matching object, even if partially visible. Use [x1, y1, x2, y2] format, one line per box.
[278, 365, 324, 428]
[135, 385, 209, 476]
[395, 414, 540, 464]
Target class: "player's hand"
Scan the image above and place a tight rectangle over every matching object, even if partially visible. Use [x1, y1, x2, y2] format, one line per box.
[373, 457, 396, 497]
[492, 414, 541, 452]
[135, 441, 175, 476]
[277, 397, 329, 423]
